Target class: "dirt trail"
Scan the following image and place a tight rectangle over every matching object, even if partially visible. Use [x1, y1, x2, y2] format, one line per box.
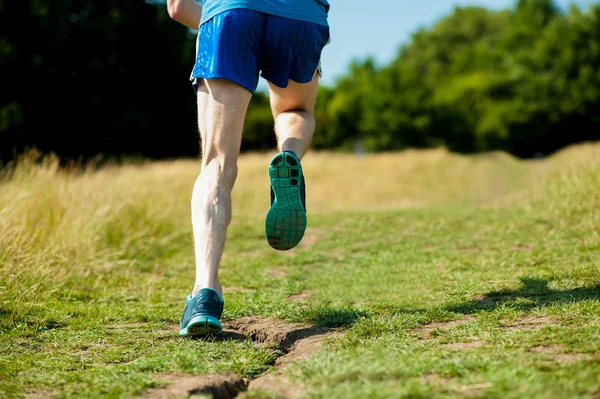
[141, 316, 341, 399]
[230, 317, 339, 399]
[140, 374, 246, 399]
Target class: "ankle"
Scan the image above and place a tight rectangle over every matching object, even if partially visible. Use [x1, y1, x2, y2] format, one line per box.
[192, 282, 222, 297]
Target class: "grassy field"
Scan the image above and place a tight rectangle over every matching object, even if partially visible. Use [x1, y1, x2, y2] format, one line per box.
[1, 142, 599, 399]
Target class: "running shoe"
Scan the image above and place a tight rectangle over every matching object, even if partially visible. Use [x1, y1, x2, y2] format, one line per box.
[265, 151, 307, 251]
[179, 288, 224, 337]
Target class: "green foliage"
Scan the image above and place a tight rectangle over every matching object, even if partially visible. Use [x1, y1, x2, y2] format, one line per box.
[1, 0, 599, 162]
[0, 0, 199, 164]
[293, 0, 599, 157]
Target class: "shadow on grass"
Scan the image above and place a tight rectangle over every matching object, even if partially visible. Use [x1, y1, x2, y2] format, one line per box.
[447, 277, 600, 314]
[307, 304, 369, 328]
[214, 331, 248, 342]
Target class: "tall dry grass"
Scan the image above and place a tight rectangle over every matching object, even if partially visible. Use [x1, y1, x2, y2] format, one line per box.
[0, 151, 195, 329]
[1, 143, 599, 329]
[523, 142, 600, 233]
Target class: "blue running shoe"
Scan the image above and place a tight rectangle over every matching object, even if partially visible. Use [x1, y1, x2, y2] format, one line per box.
[179, 288, 224, 337]
[266, 151, 307, 251]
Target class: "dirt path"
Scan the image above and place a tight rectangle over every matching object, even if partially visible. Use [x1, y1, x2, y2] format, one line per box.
[141, 317, 342, 399]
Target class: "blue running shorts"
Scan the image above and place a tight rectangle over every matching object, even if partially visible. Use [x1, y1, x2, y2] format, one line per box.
[190, 9, 330, 94]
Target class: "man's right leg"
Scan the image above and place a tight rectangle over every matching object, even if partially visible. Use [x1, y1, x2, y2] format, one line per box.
[179, 78, 252, 337]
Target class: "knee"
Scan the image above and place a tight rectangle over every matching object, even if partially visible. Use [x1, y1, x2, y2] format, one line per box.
[272, 107, 314, 121]
[274, 111, 315, 128]
[200, 157, 238, 190]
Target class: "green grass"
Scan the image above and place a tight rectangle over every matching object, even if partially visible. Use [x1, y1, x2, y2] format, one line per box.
[1, 143, 599, 398]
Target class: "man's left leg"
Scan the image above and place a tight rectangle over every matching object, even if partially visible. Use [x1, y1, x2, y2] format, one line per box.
[263, 76, 318, 251]
[179, 78, 252, 337]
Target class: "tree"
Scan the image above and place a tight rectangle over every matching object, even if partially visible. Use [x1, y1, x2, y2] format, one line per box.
[0, 0, 199, 164]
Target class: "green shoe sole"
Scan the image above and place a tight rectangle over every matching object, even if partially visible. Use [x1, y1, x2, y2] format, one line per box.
[179, 315, 222, 337]
[266, 151, 307, 251]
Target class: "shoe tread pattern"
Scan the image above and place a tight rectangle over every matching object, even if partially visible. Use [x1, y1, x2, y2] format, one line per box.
[266, 152, 307, 251]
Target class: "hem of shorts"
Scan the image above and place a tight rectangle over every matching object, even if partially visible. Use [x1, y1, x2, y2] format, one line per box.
[260, 75, 288, 89]
[200, 5, 329, 27]
[191, 74, 255, 94]
[261, 70, 318, 89]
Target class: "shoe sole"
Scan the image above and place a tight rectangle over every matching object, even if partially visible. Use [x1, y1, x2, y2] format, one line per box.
[266, 152, 307, 251]
[179, 315, 222, 337]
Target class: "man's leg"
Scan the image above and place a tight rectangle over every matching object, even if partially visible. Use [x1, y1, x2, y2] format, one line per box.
[268, 73, 320, 159]
[191, 78, 252, 296]
[180, 78, 251, 336]
[264, 74, 319, 251]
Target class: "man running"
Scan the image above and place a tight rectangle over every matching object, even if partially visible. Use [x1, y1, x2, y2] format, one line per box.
[166, 0, 330, 336]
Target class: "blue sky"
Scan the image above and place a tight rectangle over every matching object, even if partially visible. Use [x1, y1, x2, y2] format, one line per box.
[256, 0, 598, 90]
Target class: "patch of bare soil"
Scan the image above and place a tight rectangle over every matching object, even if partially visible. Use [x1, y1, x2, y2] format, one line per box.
[281, 228, 324, 257]
[442, 340, 485, 350]
[268, 266, 288, 279]
[503, 316, 554, 330]
[142, 316, 341, 399]
[286, 290, 314, 302]
[245, 374, 304, 399]
[225, 317, 337, 354]
[225, 317, 301, 347]
[529, 345, 594, 363]
[140, 374, 246, 399]
[28, 390, 60, 399]
[456, 383, 493, 392]
[297, 228, 323, 250]
[421, 373, 452, 385]
[556, 353, 589, 363]
[529, 345, 565, 354]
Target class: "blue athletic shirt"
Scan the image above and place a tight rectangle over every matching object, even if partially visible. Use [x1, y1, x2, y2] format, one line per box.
[199, 0, 330, 27]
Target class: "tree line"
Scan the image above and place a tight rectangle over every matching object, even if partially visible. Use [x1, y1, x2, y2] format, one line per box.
[1, 0, 599, 165]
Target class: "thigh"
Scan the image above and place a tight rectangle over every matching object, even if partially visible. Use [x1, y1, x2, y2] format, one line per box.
[268, 73, 320, 117]
[196, 78, 252, 164]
